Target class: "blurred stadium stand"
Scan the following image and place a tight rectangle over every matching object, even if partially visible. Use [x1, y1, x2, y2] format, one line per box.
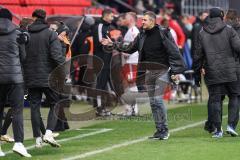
[0, 0, 103, 20]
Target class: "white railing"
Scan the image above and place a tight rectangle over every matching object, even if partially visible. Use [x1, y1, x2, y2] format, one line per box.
[181, 0, 229, 16]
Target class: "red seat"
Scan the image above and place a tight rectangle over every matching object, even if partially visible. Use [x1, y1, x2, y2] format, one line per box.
[88, 8, 103, 15]
[95, 8, 103, 15]
[26, 6, 53, 16]
[0, 0, 20, 5]
[24, 0, 50, 5]
[3, 5, 53, 18]
[53, 7, 84, 15]
[49, 0, 91, 6]
[3, 5, 22, 16]
[1, 0, 91, 7]
[78, 0, 91, 6]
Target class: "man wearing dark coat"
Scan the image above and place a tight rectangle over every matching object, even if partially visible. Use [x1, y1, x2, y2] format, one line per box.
[0, 8, 31, 157]
[193, 8, 240, 138]
[24, 9, 65, 148]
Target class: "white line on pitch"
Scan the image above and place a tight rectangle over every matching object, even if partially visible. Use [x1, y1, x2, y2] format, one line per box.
[63, 116, 228, 160]
[75, 128, 111, 131]
[5, 128, 113, 155]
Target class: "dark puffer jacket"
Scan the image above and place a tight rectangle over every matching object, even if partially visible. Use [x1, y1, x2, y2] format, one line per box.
[229, 21, 240, 81]
[225, 21, 240, 81]
[193, 17, 240, 85]
[24, 19, 65, 88]
[0, 18, 25, 84]
[125, 25, 186, 75]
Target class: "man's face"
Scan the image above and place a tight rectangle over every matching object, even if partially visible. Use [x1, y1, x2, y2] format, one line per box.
[49, 24, 58, 32]
[142, 15, 154, 30]
[117, 17, 126, 27]
[58, 31, 67, 41]
[103, 13, 114, 24]
[200, 12, 209, 21]
[125, 14, 133, 26]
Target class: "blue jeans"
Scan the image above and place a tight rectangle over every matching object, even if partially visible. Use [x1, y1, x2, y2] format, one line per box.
[146, 70, 169, 131]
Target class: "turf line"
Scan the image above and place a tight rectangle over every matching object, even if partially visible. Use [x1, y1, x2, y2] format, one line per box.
[63, 115, 228, 160]
[5, 128, 113, 155]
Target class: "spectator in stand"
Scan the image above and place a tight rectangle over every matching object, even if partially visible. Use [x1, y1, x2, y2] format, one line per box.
[162, 9, 186, 52]
[161, 17, 178, 44]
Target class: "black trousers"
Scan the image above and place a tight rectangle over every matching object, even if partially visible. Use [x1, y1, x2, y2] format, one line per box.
[1, 108, 12, 135]
[0, 84, 24, 142]
[93, 68, 111, 108]
[208, 81, 239, 131]
[28, 87, 60, 138]
[54, 96, 70, 132]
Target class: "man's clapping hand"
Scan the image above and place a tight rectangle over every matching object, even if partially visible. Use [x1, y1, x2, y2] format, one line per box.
[101, 36, 113, 46]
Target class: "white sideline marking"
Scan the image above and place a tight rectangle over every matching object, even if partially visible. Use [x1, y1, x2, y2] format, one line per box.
[76, 128, 110, 131]
[63, 116, 228, 160]
[5, 128, 113, 155]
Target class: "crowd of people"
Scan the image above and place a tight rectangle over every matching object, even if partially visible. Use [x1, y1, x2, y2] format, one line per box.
[0, 4, 240, 158]
[97, 0, 181, 15]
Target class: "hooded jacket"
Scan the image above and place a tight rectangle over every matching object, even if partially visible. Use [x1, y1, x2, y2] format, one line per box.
[0, 18, 25, 84]
[226, 20, 240, 81]
[193, 17, 240, 85]
[24, 19, 64, 88]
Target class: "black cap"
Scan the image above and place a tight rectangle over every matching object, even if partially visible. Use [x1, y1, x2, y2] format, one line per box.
[209, 7, 224, 19]
[0, 8, 13, 21]
[56, 22, 70, 35]
[32, 9, 46, 19]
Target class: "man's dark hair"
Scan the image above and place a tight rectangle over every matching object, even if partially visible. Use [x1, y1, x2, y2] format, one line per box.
[198, 10, 208, 17]
[32, 9, 46, 19]
[0, 8, 12, 21]
[144, 11, 156, 21]
[118, 13, 126, 20]
[226, 9, 238, 21]
[102, 8, 113, 18]
[209, 7, 224, 20]
[19, 17, 34, 29]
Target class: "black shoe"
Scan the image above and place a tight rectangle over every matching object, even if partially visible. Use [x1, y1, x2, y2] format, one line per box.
[149, 130, 162, 140]
[159, 129, 170, 140]
[204, 121, 216, 133]
[149, 129, 170, 140]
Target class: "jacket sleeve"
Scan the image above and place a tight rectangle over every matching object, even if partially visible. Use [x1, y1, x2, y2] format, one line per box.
[18, 43, 26, 63]
[191, 24, 201, 57]
[230, 27, 240, 53]
[192, 33, 204, 85]
[116, 34, 139, 54]
[161, 29, 187, 74]
[16, 30, 27, 63]
[49, 31, 65, 65]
